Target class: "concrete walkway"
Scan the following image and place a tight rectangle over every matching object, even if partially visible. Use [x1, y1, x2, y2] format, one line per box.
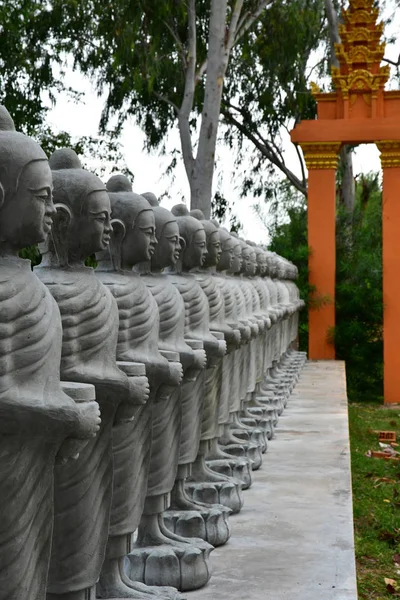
[189, 361, 358, 600]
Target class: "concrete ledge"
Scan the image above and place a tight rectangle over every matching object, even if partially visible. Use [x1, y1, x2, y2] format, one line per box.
[188, 361, 358, 600]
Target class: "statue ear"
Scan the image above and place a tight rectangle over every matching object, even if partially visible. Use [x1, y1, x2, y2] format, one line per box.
[179, 236, 186, 254]
[110, 218, 126, 270]
[50, 203, 72, 267]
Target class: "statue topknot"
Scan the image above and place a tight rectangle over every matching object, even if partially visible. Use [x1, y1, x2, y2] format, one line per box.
[106, 174, 132, 193]
[49, 148, 82, 171]
[0, 106, 15, 132]
[171, 203, 189, 217]
[141, 192, 159, 207]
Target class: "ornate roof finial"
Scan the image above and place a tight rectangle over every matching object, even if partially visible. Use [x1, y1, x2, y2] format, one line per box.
[331, 0, 389, 114]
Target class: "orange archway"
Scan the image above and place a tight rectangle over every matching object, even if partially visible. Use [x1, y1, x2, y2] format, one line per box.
[290, 0, 400, 404]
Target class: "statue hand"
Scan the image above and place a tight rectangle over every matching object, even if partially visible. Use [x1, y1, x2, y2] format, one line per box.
[75, 401, 101, 439]
[114, 403, 136, 425]
[55, 437, 90, 465]
[193, 348, 207, 370]
[168, 361, 183, 386]
[127, 375, 150, 405]
[218, 340, 227, 356]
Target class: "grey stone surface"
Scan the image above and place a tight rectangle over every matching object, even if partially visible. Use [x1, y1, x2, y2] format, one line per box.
[187, 361, 358, 600]
[0, 108, 99, 600]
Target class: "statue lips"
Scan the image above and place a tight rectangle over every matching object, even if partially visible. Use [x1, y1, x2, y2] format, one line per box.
[43, 217, 53, 231]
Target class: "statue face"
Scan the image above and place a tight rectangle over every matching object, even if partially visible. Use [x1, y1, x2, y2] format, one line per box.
[68, 190, 112, 261]
[156, 220, 181, 267]
[217, 236, 234, 271]
[192, 228, 207, 266]
[0, 160, 55, 249]
[206, 230, 221, 266]
[230, 243, 242, 272]
[256, 252, 267, 275]
[122, 208, 156, 266]
[183, 227, 207, 270]
[241, 247, 251, 272]
[249, 250, 257, 276]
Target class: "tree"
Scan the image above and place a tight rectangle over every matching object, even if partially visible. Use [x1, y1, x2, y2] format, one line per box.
[221, 0, 325, 201]
[53, 0, 284, 217]
[0, 1, 130, 175]
[324, 0, 355, 212]
[267, 173, 383, 401]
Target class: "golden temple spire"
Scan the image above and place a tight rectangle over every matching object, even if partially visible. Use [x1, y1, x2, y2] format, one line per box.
[330, 0, 390, 116]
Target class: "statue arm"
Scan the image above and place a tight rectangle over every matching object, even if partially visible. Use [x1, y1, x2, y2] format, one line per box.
[0, 393, 82, 438]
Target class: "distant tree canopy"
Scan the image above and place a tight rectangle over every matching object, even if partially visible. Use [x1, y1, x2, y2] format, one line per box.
[0, 0, 332, 215]
[269, 173, 383, 402]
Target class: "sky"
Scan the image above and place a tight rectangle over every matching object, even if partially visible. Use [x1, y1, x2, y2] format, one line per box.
[45, 2, 400, 244]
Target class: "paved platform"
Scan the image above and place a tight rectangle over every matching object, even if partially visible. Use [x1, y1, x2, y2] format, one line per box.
[188, 361, 358, 600]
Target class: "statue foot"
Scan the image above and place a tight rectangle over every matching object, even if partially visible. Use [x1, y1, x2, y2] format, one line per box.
[164, 506, 230, 547]
[221, 440, 263, 470]
[185, 479, 243, 514]
[121, 576, 186, 600]
[206, 457, 252, 489]
[136, 513, 211, 552]
[126, 527, 212, 592]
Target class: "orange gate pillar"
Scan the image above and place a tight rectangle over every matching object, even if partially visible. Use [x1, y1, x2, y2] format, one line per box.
[377, 141, 400, 403]
[301, 143, 341, 359]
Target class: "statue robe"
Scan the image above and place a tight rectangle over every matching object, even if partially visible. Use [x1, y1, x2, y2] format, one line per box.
[215, 273, 244, 423]
[228, 276, 253, 409]
[0, 257, 80, 600]
[168, 272, 220, 457]
[194, 270, 236, 432]
[141, 273, 188, 497]
[96, 269, 171, 530]
[35, 266, 129, 594]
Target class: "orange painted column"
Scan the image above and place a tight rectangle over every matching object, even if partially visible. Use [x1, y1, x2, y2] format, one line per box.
[301, 143, 341, 360]
[377, 141, 400, 404]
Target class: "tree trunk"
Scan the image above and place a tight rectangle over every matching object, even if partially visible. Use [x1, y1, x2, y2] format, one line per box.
[190, 0, 229, 217]
[325, 0, 355, 213]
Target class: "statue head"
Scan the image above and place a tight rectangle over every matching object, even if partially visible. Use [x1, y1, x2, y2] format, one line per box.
[171, 204, 207, 271]
[0, 106, 55, 253]
[151, 205, 181, 270]
[228, 232, 243, 274]
[265, 251, 279, 278]
[141, 191, 159, 206]
[47, 148, 111, 266]
[106, 174, 156, 269]
[216, 228, 234, 271]
[254, 246, 268, 276]
[239, 239, 257, 276]
[190, 209, 221, 267]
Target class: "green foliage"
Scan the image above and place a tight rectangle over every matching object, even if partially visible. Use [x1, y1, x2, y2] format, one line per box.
[335, 174, 383, 402]
[349, 403, 400, 598]
[267, 172, 383, 401]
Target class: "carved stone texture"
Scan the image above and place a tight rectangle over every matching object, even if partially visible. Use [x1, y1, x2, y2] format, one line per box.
[98, 178, 211, 594]
[142, 202, 230, 547]
[189, 215, 253, 489]
[168, 206, 243, 515]
[35, 149, 141, 600]
[0, 109, 100, 600]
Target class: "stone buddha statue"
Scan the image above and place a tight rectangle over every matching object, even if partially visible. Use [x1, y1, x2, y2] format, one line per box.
[138, 199, 230, 548]
[134, 201, 230, 548]
[97, 178, 211, 594]
[0, 108, 100, 600]
[188, 213, 253, 488]
[35, 149, 146, 600]
[168, 205, 243, 515]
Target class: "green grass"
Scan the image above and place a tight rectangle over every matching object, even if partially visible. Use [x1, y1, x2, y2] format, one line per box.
[349, 403, 400, 599]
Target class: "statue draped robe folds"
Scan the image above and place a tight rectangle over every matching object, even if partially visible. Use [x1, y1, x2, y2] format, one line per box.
[0, 258, 81, 600]
[35, 266, 129, 594]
